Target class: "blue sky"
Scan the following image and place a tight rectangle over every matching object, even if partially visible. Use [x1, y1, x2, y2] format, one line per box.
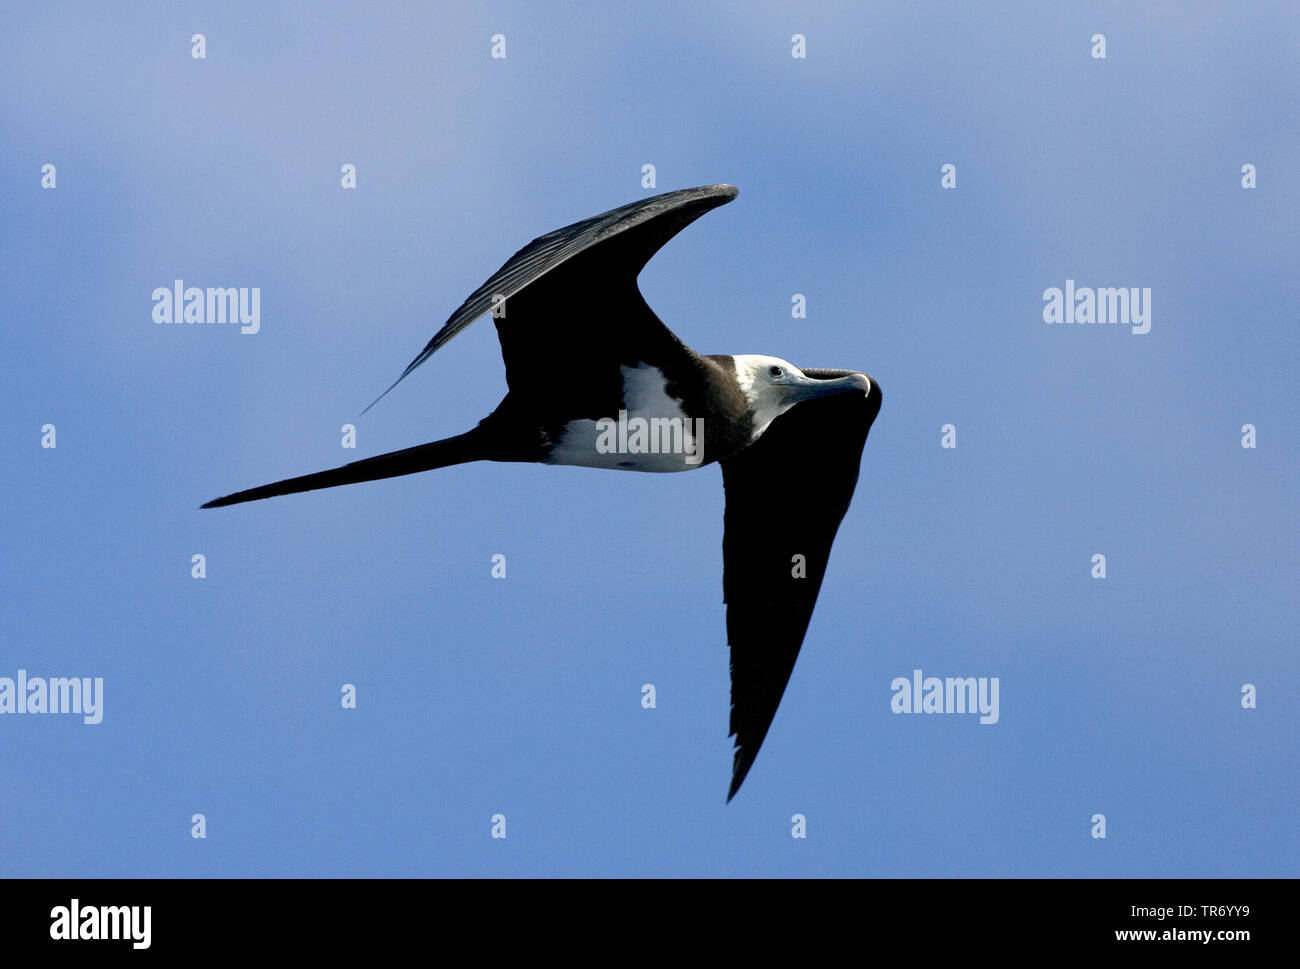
[2, 1, 1296, 876]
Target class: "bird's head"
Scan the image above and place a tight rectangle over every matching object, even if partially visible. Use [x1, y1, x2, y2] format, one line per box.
[731, 354, 873, 439]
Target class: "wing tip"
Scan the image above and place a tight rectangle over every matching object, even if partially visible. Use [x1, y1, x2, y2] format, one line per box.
[360, 378, 400, 417]
[692, 183, 738, 208]
[726, 741, 755, 803]
[661, 183, 737, 210]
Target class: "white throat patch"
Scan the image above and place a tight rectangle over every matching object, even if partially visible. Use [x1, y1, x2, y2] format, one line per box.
[731, 354, 800, 439]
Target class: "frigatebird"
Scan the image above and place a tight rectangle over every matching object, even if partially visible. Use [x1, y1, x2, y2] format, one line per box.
[203, 184, 882, 800]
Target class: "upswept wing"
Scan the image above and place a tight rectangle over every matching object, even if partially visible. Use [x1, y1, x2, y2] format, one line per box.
[364, 184, 739, 413]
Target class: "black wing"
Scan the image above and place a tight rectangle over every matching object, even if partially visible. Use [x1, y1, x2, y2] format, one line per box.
[719, 371, 883, 801]
[363, 184, 739, 413]
[204, 185, 738, 509]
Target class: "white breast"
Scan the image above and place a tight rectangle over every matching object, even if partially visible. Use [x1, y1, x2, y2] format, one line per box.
[544, 363, 706, 472]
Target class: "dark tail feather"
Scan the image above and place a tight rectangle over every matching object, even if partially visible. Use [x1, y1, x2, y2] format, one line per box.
[201, 429, 489, 509]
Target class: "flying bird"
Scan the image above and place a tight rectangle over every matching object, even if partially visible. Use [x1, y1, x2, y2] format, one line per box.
[203, 184, 883, 800]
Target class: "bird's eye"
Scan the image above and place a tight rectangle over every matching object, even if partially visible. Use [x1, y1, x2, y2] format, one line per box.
[768, 366, 784, 378]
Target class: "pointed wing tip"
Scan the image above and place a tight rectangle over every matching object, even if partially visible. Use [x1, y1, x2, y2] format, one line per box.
[726, 742, 756, 803]
[726, 770, 746, 803]
[668, 184, 738, 208]
[361, 373, 408, 416]
[695, 184, 738, 207]
[360, 385, 394, 417]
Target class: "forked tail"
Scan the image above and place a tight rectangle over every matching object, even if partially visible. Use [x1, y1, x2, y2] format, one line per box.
[201, 428, 490, 509]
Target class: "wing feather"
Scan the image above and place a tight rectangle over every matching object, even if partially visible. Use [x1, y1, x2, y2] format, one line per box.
[719, 372, 882, 800]
[363, 184, 738, 412]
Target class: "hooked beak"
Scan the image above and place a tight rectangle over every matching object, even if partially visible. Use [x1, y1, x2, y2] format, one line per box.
[786, 372, 872, 405]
